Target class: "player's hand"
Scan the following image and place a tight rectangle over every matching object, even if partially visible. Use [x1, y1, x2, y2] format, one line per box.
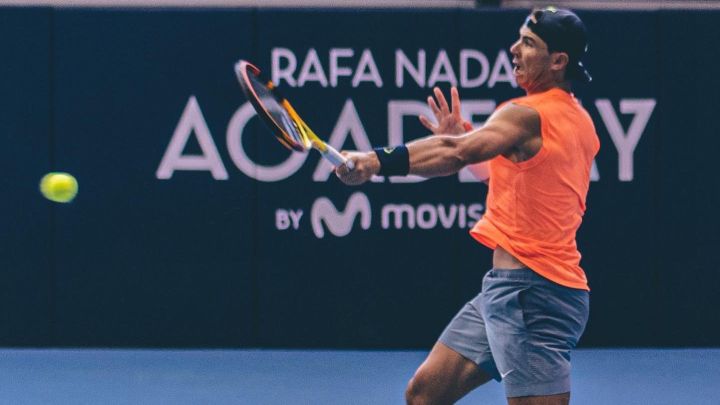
[419, 86, 472, 135]
[335, 151, 379, 186]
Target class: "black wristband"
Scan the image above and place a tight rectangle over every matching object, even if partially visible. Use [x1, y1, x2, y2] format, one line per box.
[374, 145, 409, 176]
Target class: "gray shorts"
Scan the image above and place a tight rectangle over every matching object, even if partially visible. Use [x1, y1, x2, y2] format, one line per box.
[438, 268, 589, 398]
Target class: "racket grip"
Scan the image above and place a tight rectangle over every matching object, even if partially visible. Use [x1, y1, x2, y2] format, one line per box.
[323, 145, 355, 171]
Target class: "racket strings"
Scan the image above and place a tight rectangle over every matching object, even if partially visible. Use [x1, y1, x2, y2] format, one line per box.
[281, 100, 316, 150]
[237, 60, 339, 159]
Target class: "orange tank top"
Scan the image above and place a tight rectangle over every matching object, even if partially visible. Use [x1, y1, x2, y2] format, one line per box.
[470, 88, 599, 290]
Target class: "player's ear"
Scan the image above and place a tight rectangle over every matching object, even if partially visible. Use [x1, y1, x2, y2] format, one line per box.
[551, 51, 569, 73]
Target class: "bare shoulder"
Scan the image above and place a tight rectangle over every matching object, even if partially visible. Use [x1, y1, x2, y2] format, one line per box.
[480, 103, 541, 162]
[491, 102, 540, 135]
[457, 101, 542, 163]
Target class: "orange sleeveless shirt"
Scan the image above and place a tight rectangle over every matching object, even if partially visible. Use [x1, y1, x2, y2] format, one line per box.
[470, 88, 599, 290]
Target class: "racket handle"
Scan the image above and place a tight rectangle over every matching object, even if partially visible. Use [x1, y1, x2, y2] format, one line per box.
[322, 145, 355, 171]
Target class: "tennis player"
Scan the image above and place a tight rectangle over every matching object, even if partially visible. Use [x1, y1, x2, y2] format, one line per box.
[336, 7, 598, 405]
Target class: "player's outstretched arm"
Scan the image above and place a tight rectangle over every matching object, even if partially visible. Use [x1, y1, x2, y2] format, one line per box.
[335, 102, 539, 185]
[408, 103, 539, 177]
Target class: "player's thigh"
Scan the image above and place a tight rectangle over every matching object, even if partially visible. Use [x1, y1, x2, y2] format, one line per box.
[481, 269, 589, 398]
[409, 341, 493, 398]
[507, 392, 570, 405]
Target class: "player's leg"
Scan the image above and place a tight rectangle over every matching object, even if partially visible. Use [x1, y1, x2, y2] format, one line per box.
[406, 292, 500, 405]
[405, 342, 493, 405]
[480, 269, 589, 403]
[507, 392, 570, 405]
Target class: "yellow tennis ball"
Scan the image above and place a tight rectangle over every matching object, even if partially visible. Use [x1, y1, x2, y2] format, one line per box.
[40, 172, 78, 203]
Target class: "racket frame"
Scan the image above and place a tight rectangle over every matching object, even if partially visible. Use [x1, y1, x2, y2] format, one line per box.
[235, 60, 353, 169]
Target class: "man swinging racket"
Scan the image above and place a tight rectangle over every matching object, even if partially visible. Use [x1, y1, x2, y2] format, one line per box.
[336, 7, 599, 405]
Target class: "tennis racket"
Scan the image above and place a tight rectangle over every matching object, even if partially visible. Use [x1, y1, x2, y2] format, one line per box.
[234, 60, 354, 170]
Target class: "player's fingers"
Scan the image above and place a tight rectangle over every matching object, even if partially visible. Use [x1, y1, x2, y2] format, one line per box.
[335, 164, 346, 177]
[434, 87, 450, 114]
[451, 86, 462, 118]
[336, 166, 355, 183]
[338, 165, 363, 185]
[418, 115, 437, 132]
[427, 95, 440, 118]
[336, 154, 351, 176]
[344, 155, 357, 171]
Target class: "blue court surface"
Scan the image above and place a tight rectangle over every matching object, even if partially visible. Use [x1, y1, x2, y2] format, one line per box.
[0, 348, 717, 404]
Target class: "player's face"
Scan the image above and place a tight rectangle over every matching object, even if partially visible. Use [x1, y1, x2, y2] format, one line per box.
[510, 26, 553, 91]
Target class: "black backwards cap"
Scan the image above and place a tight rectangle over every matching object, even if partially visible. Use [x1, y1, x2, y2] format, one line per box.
[524, 6, 592, 83]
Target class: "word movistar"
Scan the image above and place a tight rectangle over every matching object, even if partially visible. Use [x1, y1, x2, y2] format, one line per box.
[275, 192, 484, 239]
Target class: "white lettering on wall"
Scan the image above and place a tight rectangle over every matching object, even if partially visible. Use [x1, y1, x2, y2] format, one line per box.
[596, 98, 656, 181]
[156, 96, 228, 180]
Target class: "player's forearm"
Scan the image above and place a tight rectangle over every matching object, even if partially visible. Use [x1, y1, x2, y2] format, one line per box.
[407, 135, 467, 177]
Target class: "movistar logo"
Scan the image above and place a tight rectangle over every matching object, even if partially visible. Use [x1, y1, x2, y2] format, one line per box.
[383, 147, 395, 154]
[311, 192, 372, 238]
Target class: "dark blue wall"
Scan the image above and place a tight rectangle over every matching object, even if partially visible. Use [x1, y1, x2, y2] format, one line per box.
[0, 8, 53, 346]
[1, 7, 718, 348]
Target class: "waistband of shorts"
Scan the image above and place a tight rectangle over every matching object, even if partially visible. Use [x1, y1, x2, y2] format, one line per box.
[486, 268, 584, 292]
[487, 267, 548, 282]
